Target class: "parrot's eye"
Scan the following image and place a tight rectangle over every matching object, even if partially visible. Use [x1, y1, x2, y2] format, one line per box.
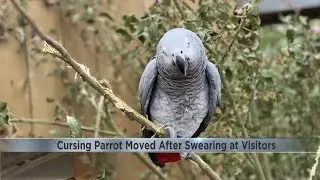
[180, 51, 183, 54]
[187, 42, 190, 47]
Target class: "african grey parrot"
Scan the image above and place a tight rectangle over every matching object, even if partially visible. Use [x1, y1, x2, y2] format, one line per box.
[138, 28, 221, 167]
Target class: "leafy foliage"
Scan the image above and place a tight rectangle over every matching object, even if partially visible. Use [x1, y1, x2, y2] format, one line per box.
[66, 116, 83, 138]
[112, 0, 320, 179]
[0, 101, 9, 125]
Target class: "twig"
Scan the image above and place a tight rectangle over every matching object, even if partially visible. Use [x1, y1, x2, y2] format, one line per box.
[262, 154, 273, 180]
[2, 153, 66, 179]
[19, 0, 35, 137]
[94, 96, 105, 138]
[216, 17, 267, 180]
[190, 153, 222, 180]
[10, 1, 222, 180]
[249, 75, 272, 180]
[309, 144, 320, 180]
[91, 96, 105, 177]
[218, 15, 248, 65]
[173, 0, 186, 18]
[102, 101, 123, 136]
[9, 118, 117, 136]
[40, 50, 63, 59]
[209, 3, 267, 180]
[219, 63, 266, 180]
[181, 1, 196, 15]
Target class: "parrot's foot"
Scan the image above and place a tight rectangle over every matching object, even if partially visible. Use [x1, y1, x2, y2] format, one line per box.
[180, 152, 192, 159]
[161, 126, 177, 138]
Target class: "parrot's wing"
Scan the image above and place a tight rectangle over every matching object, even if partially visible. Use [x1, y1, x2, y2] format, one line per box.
[192, 60, 221, 137]
[138, 57, 161, 166]
[138, 56, 158, 117]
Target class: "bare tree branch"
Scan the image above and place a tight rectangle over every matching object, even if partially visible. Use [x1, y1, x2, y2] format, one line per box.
[10, 0, 222, 179]
[18, 1, 35, 137]
[190, 153, 222, 180]
[9, 118, 117, 136]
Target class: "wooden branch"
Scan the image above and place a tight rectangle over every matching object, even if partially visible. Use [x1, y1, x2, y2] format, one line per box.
[190, 154, 222, 180]
[9, 119, 117, 136]
[18, 1, 35, 137]
[2, 153, 67, 179]
[94, 96, 105, 138]
[10, 1, 222, 180]
[218, 10, 248, 65]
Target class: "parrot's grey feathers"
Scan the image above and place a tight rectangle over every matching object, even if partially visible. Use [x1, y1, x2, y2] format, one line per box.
[139, 57, 159, 163]
[138, 57, 158, 117]
[192, 61, 221, 138]
[138, 28, 222, 167]
[206, 61, 221, 109]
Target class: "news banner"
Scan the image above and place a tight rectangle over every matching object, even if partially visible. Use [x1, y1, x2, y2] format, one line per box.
[0, 138, 318, 153]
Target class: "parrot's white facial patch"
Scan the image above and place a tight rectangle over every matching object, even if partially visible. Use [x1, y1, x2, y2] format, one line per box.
[156, 28, 205, 76]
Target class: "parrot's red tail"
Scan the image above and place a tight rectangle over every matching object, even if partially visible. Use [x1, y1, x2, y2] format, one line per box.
[156, 153, 181, 163]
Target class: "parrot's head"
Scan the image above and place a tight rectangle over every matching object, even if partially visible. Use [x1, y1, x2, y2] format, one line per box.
[156, 28, 205, 78]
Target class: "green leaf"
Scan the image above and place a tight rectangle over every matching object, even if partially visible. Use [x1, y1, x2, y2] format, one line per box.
[311, 85, 319, 97]
[71, 13, 82, 23]
[123, 14, 139, 32]
[0, 101, 9, 125]
[101, 170, 107, 179]
[0, 114, 9, 125]
[0, 102, 7, 112]
[183, 20, 198, 31]
[248, 3, 259, 16]
[99, 12, 115, 21]
[115, 29, 133, 41]
[225, 67, 233, 82]
[46, 98, 55, 103]
[298, 16, 308, 26]
[264, 77, 274, 87]
[286, 29, 294, 44]
[86, 18, 95, 24]
[138, 36, 146, 43]
[66, 116, 82, 138]
[4, 115, 9, 124]
[54, 104, 63, 117]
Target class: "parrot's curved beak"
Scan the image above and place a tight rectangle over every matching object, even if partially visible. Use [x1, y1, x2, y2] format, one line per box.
[174, 55, 188, 76]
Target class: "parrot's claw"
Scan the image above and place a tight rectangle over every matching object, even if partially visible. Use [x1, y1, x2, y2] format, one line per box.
[180, 152, 192, 159]
[162, 126, 177, 138]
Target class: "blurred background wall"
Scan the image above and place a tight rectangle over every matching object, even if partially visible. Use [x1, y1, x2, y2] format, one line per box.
[0, 0, 154, 179]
